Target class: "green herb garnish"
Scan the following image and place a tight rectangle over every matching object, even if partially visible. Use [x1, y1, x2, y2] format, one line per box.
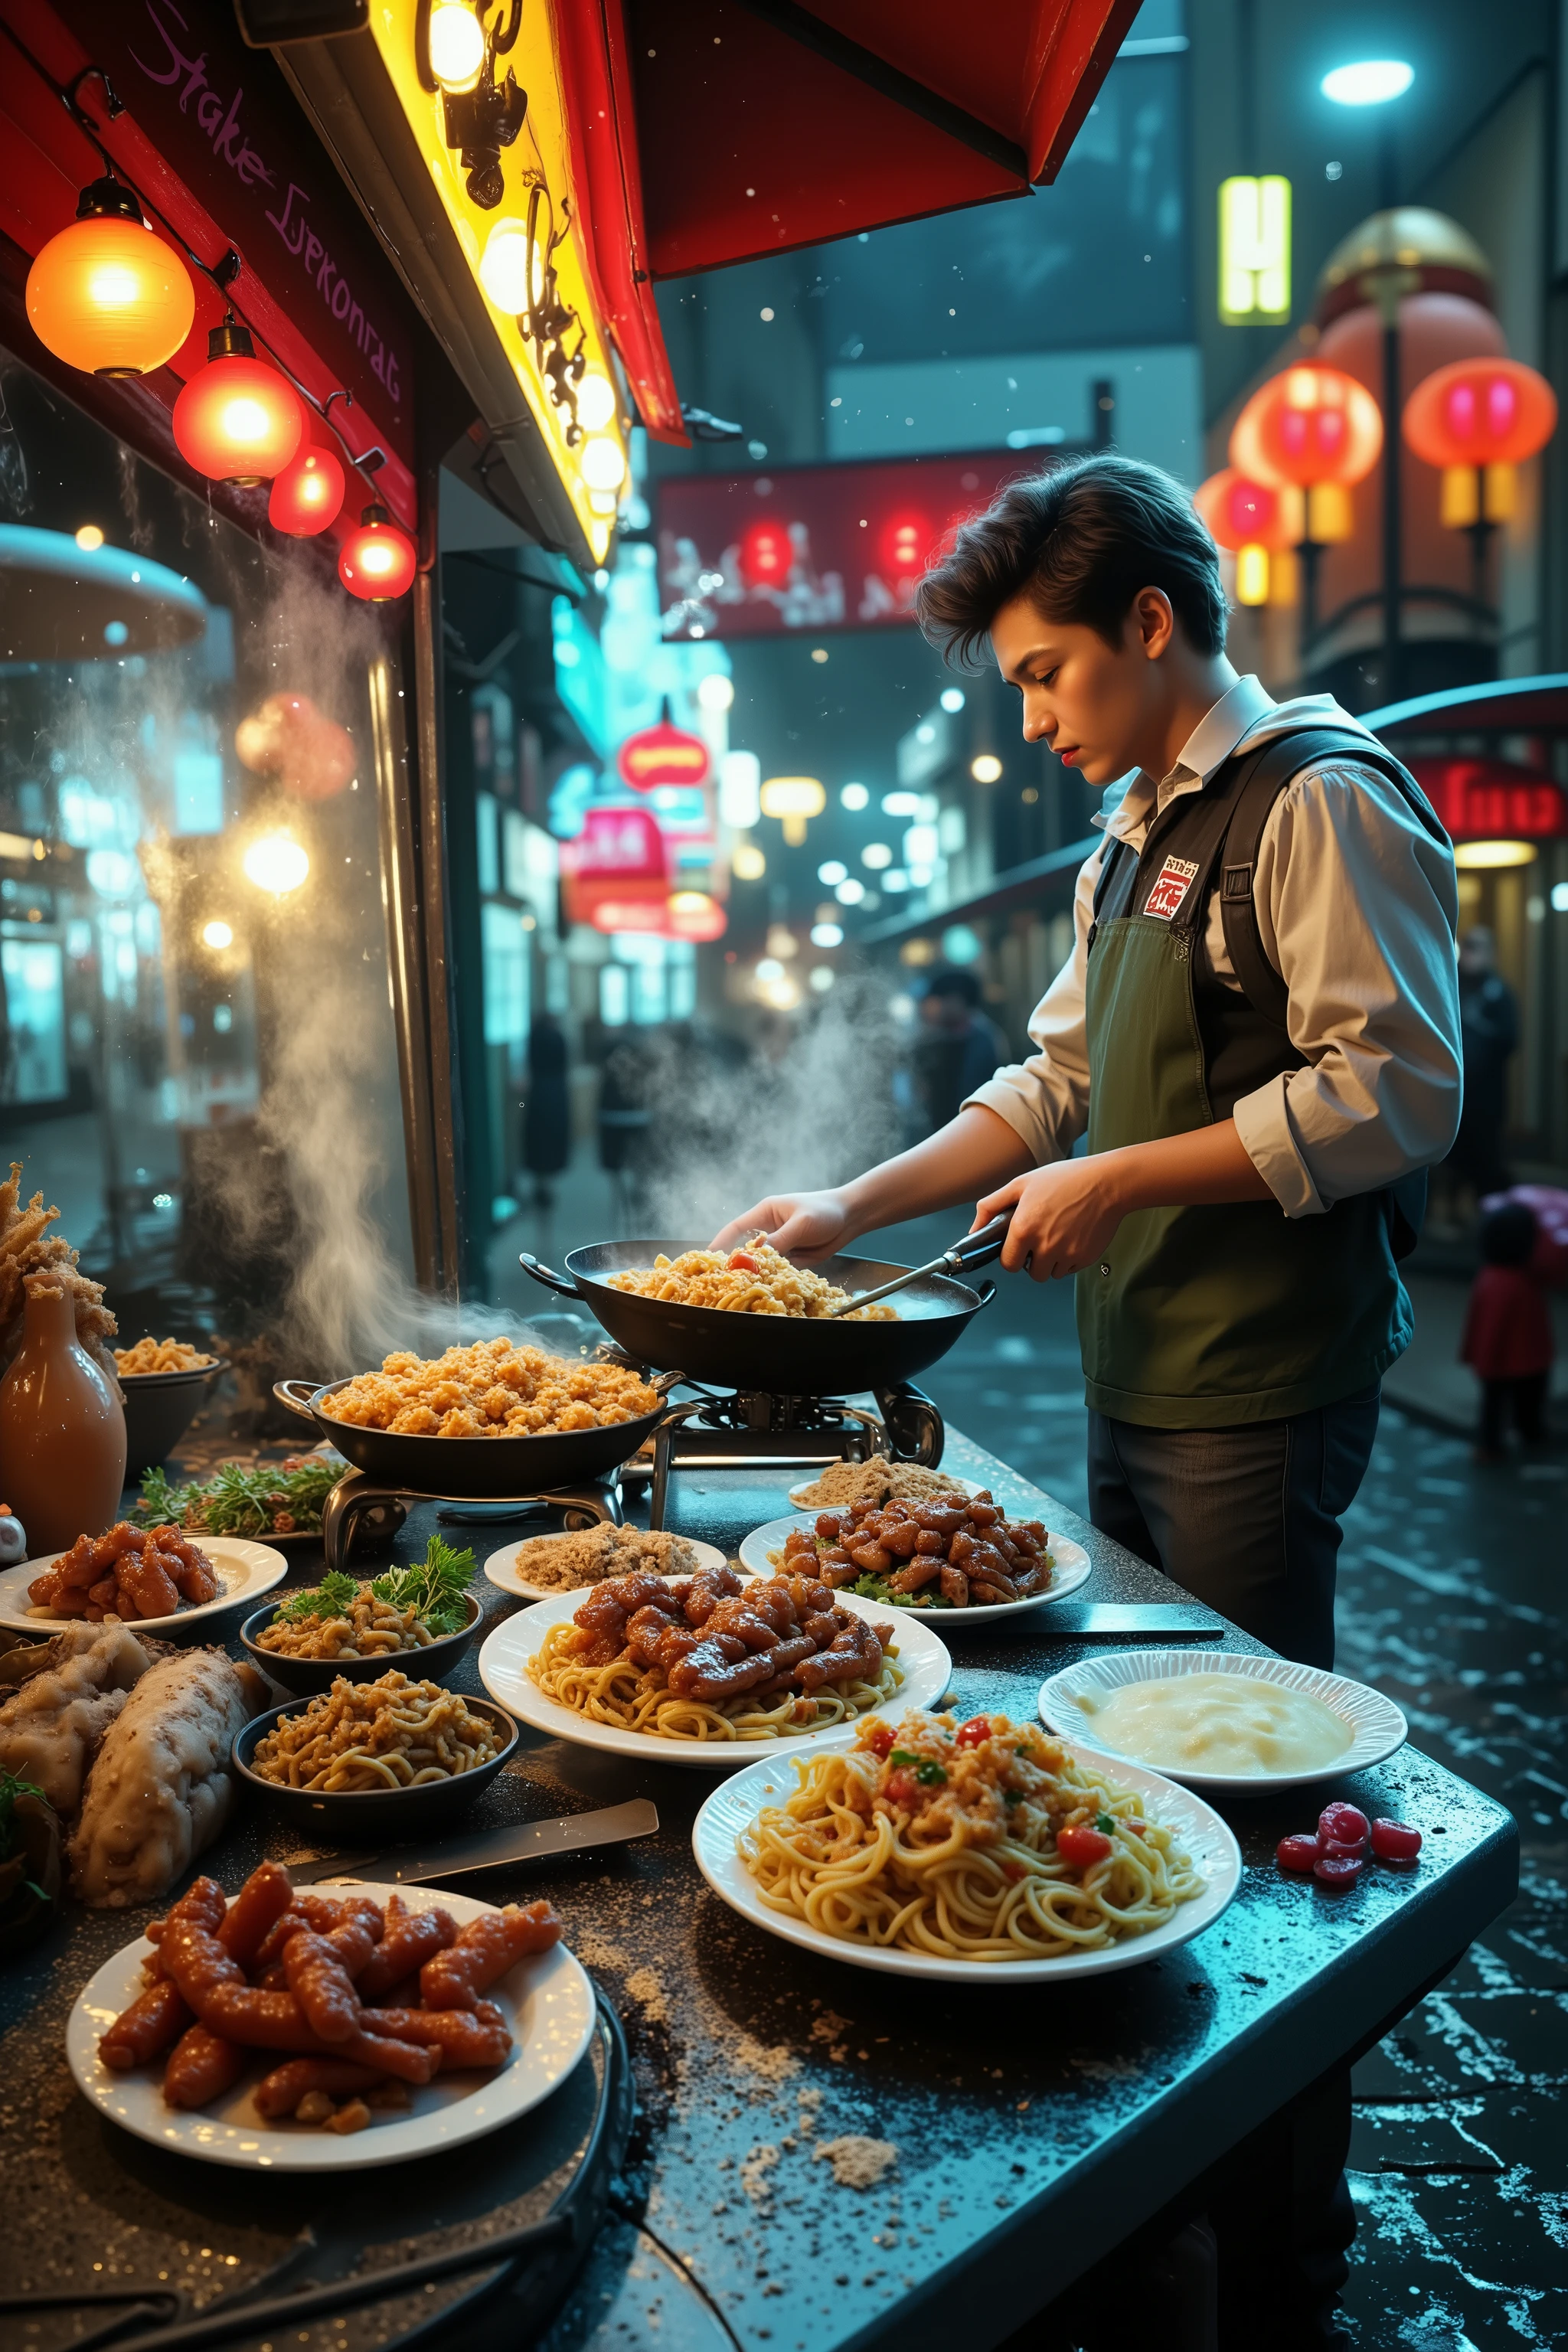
[887, 1749, 946, 1787]
[277, 1570, 359, 1625]
[1002, 1788, 1022, 1808]
[134, 1455, 340, 1537]
[0, 1768, 44, 1857]
[1096, 1813, 1117, 1836]
[370, 1534, 475, 1636]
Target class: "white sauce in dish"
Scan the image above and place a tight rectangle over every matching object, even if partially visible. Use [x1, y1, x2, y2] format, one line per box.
[1077, 1671, 1354, 1776]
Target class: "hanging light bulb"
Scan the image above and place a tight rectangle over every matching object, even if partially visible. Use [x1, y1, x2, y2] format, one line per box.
[580, 436, 626, 492]
[576, 372, 617, 432]
[338, 502, 417, 600]
[479, 220, 534, 312]
[26, 177, 195, 377]
[242, 831, 309, 896]
[268, 440, 346, 536]
[428, 0, 486, 91]
[172, 322, 304, 486]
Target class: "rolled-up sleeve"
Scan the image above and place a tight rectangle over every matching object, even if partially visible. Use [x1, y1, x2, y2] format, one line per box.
[962, 844, 1102, 1165]
[1231, 762, 1462, 1217]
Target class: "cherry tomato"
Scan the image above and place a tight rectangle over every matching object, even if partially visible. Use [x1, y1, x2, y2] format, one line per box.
[1319, 1837, 1367, 1862]
[727, 1250, 759, 1272]
[955, 1717, 994, 1750]
[1370, 1818, 1423, 1862]
[1057, 1824, 1113, 1868]
[1313, 1854, 1363, 1889]
[1317, 1802, 1369, 1850]
[864, 1724, 895, 1760]
[1276, 1834, 1321, 1873]
[884, 1769, 918, 1808]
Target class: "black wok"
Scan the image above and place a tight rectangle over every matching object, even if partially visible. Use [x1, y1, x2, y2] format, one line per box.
[519, 1239, 996, 1393]
[273, 1375, 673, 1500]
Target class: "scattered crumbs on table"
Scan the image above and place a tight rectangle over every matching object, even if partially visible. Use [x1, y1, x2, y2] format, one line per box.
[814, 2136, 898, 2190]
[796, 2084, 824, 2135]
[732, 2032, 797, 2089]
[1072, 2055, 1140, 2080]
[740, 2145, 780, 2207]
[573, 1926, 632, 1973]
[808, 2007, 851, 2060]
[624, 1967, 669, 2024]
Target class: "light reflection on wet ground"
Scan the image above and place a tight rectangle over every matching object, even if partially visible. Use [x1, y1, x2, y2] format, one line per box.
[921, 1263, 1568, 2351]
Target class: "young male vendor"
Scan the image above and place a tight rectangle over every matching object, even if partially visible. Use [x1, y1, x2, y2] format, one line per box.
[715, 453, 1462, 2350]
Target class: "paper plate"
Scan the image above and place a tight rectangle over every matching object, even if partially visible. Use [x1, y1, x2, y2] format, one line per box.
[478, 1586, 951, 1772]
[737, 1514, 1091, 1625]
[1037, 1649, 1409, 1793]
[67, 1882, 595, 2171]
[484, 1530, 729, 1603]
[0, 1536, 287, 1638]
[693, 1733, 1240, 1982]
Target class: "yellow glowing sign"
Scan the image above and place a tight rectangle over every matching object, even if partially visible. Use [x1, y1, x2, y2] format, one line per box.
[1219, 176, 1292, 325]
[371, 2, 629, 565]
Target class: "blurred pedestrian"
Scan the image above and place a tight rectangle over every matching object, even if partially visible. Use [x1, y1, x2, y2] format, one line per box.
[1449, 927, 1518, 1204]
[522, 1011, 570, 1208]
[911, 966, 1008, 1135]
[1461, 1198, 1553, 1462]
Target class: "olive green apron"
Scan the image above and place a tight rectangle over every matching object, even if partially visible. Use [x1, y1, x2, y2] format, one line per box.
[1077, 902, 1411, 1429]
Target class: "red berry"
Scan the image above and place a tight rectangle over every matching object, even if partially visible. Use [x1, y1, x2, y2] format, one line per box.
[1318, 1802, 1370, 1850]
[1313, 1854, 1364, 1888]
[1277, 1834, 1320, 1873]
[1370, 1818, 1423, 1862]
[1319, 1836, 1367, 1861]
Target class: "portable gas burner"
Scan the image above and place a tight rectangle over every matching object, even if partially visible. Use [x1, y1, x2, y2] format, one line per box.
[642, 1380, 944, 1530]
[317, 1468, 625, 1576]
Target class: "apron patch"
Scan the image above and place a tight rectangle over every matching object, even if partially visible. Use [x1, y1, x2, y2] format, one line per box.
[1144, 856, 1199, 920]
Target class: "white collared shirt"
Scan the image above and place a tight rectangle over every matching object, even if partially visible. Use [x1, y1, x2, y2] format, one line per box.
[964, 677, 1463, 1217]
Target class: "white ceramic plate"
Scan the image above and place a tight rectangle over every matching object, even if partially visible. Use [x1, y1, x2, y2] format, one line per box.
[484, 1530, 730, 1603]
[1037, 1649, 1409, 1794]
[786, 1472, 985, 1508]
[67, 1881, 596, 2173]
[693, 1734, 1241, 1982]
[0, 1537, 288, 1638]
[737, 1514, 1091, 1625]
[478, 1587, 951, 1772]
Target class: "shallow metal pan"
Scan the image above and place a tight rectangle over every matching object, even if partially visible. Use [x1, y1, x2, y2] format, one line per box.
[273, 1376, 672, 1500]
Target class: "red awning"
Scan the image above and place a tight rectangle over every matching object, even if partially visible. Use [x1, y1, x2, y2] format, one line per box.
[557, 0, 1138, 443]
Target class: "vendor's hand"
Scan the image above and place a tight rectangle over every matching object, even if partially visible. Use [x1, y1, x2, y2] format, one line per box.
[710, 1191, 853, 1259]
[972, 1158, 1129, 1284]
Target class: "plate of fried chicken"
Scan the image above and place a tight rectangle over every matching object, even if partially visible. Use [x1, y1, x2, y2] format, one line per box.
[0, 1524, 287, 1636]
[739, 1505, 1092, 1623]
[479, 1560, 952, 1769]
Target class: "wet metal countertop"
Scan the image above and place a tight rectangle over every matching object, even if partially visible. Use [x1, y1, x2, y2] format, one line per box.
[0, 1431, 1520, 2352]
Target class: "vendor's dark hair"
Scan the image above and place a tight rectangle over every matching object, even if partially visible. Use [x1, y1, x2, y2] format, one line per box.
[1480, 1199, 1537, 1268]
[914, 453, 1228, 668]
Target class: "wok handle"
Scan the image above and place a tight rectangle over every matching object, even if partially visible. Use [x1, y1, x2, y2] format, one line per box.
[273, 1379, 322, 1423]
[944, 1210, 1012, 1272]
[518, 1252, 583, 1299]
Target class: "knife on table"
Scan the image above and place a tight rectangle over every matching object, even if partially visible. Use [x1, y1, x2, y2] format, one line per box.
[283, 1798, 658, 1886]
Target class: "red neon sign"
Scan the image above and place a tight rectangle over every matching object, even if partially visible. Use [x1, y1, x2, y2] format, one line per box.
[560, 804, 671, 927]
[1410, 757, 1568, 841]
[616, 721, 711, 790]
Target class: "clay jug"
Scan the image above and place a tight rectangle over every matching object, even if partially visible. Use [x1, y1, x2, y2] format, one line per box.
[0, 1276, 126, 1554]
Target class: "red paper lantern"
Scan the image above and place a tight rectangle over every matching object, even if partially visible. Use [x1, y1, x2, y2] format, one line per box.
[338, 502, 416, 600]
[26, 177, 194, 377]
[1402, 358, 1557, 470]
[172, 322, 304, 486]
[738, 518, 794, 590]
[1193, 469, 1298, 552]
[268, 440, 346, 536]
[616, 721, 710, 791]
[1231, 364, 1383, 490]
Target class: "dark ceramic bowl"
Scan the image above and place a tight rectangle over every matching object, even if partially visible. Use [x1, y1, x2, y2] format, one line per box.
[119, 1360, 224, 1478]
[232, 1688, 518, 1838]
[237, 1592, 482, 1694]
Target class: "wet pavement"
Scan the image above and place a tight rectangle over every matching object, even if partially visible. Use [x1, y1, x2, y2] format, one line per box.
[492, 1179, 1567, 2345]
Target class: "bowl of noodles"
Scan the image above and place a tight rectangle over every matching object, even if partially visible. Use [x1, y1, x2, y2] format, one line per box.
[234, 1671, 519, 1835]
[692, 1709, 1241, 1979]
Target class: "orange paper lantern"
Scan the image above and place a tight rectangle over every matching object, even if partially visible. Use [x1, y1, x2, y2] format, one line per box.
[172, 322, 303, 485]
[338, 502, 416, 600]
[25, 178, 194, 377]
[1194, 469, 1301, 552]
[1232, 364, 1383, 491]
[1402, 358, 1557, 470]
[268, 440, 346, 536]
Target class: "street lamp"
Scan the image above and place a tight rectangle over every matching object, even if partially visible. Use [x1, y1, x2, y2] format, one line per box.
[1320, 61, 1413, 108]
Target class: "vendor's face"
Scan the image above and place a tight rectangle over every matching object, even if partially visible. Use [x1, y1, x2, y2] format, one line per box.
[991, 587, 1173, 786]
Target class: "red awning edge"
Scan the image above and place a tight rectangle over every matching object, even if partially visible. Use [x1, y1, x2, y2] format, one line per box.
[553, 0, 689, 447]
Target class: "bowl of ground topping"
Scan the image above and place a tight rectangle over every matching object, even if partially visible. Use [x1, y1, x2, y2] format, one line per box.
[484, 1523, 729, 1601]
[787, 1455, 979, 1510]
[113, 1338, 224, 1476]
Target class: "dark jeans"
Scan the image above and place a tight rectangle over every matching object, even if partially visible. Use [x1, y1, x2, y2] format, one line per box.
[1086, 1382, 1382, 1672]
[1480, 1372, 1548, 1453]
[1085, 1387, 1379, 2350]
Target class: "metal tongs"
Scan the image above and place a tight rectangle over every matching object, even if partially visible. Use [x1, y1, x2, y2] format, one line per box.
[830, 1210, 1014, 1315]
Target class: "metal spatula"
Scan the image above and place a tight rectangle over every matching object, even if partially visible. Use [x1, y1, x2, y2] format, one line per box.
[829, 1210, 1013, 1315]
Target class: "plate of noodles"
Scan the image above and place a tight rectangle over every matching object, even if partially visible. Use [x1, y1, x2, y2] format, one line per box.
[477, 1565, 951, 1771]
[692, 1710, 1240, 1981]
[740, 1509, 1092, 1622]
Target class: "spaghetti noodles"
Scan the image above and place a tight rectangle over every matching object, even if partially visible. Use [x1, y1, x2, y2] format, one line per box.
[738, 1710, 1205, 1960]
